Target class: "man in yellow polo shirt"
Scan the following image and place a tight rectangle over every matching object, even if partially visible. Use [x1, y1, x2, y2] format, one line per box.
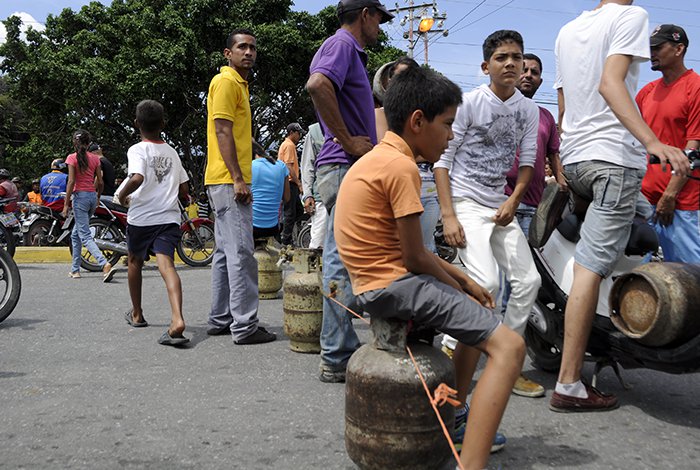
[205, 28, 276, 345]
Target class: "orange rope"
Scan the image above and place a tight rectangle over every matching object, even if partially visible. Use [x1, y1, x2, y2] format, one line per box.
[321, 288, 464, 469]
[322, 290, 370, 324]
[407, 346, 465, 470]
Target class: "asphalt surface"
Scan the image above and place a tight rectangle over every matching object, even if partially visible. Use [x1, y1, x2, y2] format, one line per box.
[1, 262, 699, 469]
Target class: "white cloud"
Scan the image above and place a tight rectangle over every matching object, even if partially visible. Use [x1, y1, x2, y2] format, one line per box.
[0, 12, 45, 44]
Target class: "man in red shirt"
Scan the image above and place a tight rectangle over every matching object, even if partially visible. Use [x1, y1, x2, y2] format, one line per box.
[637, 24, 700, 263]
[0, 169, 19, 213]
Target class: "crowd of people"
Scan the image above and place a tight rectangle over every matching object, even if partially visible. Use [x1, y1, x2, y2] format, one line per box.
[202, 0, 696, 468]
[7, 0, 697, 468]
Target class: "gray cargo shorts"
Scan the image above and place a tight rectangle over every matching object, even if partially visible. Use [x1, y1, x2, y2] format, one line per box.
[358, 273, 501, 346]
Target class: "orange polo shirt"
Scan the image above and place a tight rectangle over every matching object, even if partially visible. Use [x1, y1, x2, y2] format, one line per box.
[278, 137, 299, 184]
[335, 131, 424, 295]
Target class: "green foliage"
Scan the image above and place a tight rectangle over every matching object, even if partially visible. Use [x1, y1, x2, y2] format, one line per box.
[0, 0, 405, 192]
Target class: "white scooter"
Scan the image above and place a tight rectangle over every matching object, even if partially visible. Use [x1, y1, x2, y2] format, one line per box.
[525, 150, 700, 388]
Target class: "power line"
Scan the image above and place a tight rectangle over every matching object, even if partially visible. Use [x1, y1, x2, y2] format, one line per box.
[445, 0, 488, 33]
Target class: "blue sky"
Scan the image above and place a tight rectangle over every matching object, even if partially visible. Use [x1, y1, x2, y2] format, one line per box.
[3, 0, 700, 114]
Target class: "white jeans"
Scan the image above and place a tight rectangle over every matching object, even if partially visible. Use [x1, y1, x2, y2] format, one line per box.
[309, 200, 328, 250]
[443, 197, 540, 349]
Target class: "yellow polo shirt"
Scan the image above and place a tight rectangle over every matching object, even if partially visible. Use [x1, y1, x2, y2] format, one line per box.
[205, 66, 253, 185]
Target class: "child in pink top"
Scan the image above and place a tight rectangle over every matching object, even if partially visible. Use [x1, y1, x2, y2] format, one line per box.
[63, 129, 115, 282]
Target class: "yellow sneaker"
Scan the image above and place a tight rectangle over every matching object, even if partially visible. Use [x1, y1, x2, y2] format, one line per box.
[441, 345, 454, 359]
[513, 375, 545, 398]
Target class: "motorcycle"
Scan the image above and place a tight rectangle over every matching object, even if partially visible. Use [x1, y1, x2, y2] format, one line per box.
[0, 245, 21, 323]
[525, 150, 700, 387]
[21, 202, 68, 247]
[61, 197, 215, 270]
[0, 197, 21, 256]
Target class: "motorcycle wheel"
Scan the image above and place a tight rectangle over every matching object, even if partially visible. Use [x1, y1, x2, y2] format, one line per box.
[177, 221, 215, 267]
[25, 220, 54, 246]
[295, 223, 311, 249]
[524, 323, 562, 373]
[0, 224, 16, 257]
[0, 246, 21, 323]
[68, 218, 124, 272]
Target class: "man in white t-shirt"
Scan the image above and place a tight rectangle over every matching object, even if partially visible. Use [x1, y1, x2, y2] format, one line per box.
[551, 0, 689, 412]
[119, 100, 191, 347]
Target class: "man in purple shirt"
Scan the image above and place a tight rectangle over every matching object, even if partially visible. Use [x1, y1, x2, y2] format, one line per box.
[505, 53, 564, 236]
[306, 0, 393, 383]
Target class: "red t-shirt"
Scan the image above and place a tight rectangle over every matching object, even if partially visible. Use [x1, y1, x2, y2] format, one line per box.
[66, 152, 101, 193]
[636, 70, 700, 210]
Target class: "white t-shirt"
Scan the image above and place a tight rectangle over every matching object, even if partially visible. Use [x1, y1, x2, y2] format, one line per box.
[554, 3, 650, 169]
[433, 84, 539, 209]
[126, 140, 189, 226]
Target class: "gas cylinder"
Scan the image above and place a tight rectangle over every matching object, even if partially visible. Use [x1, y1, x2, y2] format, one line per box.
[345, 317, 455, 470]
[282, 248, 323, 353]
[610, 262, 700, 346]
[254, 238, 282, 300]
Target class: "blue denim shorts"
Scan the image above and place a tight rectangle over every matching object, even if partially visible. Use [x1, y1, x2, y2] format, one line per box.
[563, 161, 645, 278]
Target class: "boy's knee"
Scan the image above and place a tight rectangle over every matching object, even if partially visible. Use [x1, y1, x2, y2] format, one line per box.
[490, 326, 526, 367]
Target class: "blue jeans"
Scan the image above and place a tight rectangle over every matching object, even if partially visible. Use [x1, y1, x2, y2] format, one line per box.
[207, 184, 259, 340]
[420, 195, 440, 253]
[501, 202, 537, 312]
[651, 207, 700, 263]
[71, 191, 107, 273]
[316, 164, 361, 371]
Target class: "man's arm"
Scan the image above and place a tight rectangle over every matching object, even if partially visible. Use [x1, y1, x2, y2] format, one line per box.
[300, 133, 317, 213]
[118, 174, 144, 206]
[214, 118, 251, 204]
[599, 54, 689, 176]
[282, 179, 291, 204]
[548, 152, 566, 187]
[494, 166, 533, 226]
[655, 138, 699, 226]
[306, 73, 373, 158]
[434, 168, 465, 248]
[63, 165, 76, 216]
[397, 213, 493, 307]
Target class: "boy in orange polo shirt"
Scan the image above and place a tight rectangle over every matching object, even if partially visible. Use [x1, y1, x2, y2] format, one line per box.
[334, 66, 524, 469]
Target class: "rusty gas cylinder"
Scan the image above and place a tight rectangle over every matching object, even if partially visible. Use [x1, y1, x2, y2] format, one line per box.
[610, 262, 700, 347]
[345, 317, 455, 470]
[282, 249, 323, 353]
[254, 238, 282, 300]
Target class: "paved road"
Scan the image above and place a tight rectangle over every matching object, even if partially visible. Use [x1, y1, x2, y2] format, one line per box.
[1, 263, 698, 469]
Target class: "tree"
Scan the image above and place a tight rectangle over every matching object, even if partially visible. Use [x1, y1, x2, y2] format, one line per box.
[0, 1, 404, 191]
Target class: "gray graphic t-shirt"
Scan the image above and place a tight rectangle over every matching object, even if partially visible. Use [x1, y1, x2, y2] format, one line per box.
[434, 84, 539, 209]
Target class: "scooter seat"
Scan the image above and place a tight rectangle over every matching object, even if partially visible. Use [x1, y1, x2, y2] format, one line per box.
[556, 214, 581, 243]
[625, 221, 658, 256]
[555, 214, 658, 255]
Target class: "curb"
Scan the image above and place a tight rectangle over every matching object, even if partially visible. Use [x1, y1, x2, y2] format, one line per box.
[12, 247, 191, 265]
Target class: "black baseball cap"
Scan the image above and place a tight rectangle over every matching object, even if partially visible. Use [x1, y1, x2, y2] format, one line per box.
[336, 0, 394, 24]
[650, 24, 689, 48]
[286, 122, 305, 134]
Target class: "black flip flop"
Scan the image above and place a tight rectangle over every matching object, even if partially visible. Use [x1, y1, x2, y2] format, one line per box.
[124, 310, 148, 328]
[158, 331, 189, 347]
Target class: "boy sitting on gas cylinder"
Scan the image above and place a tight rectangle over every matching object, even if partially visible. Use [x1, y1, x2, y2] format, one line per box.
[333, 66, 524, 469]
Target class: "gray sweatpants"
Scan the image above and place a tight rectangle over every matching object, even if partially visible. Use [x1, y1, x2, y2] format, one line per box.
[207, 184, 259, 340]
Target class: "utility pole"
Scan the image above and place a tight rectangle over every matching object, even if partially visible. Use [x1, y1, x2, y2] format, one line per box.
[395, 1, 448, 64]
